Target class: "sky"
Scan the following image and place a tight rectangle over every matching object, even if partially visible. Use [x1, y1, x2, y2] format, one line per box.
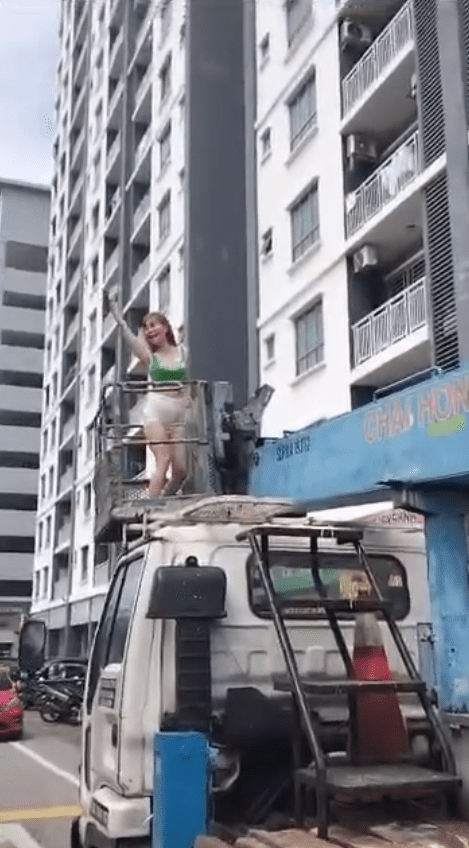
[0, 1, 60, 187]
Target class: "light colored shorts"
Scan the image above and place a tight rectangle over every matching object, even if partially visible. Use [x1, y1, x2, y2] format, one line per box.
[142, 390, 187, 427]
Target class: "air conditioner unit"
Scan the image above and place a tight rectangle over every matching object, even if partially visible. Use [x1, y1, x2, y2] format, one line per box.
[409, 72, 418, 100]
[340, 20, 373, 51]
[353, 244, 378, 273]
[346, 134, 377, 163]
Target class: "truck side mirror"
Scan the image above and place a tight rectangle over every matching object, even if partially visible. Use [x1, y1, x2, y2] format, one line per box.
[146, 566, 226, 619]
[19, 620, 46, 674]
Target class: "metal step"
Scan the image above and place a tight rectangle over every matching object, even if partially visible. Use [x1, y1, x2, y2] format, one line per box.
[274, 677, 426, 696]
[296, 764, 460, 804]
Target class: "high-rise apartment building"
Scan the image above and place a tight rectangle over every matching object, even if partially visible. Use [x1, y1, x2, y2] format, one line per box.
[0, 179, 50, 660]
[256, 0, 469, 437]
[32, 0, 255, 656]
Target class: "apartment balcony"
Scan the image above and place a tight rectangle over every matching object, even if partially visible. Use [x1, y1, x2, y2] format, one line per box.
[102, 310, 117, 340]
[67, 216, 83, 260]
[74, 0, 88, 43]
[131, 191, 151, 241]
[70, 127, 85, 170]
[62, 363, 78, 396]
[105, 188, 121, 238]
[71, 84, 86, 130]
[60, 416, 75, 447]
[108, 78, 124, 128]
[110, 0, 124, 25]
[351, 278, 431, 385]
[64, 313, 79, 349]
[346, 130, 419, 239]
[56, 520, 72, 551]
[109, 27, 125, 76]
[341, 0, 416, 136]
[132, 127, 152, 182]
[131, 1, 154, 70]
[106, 133, 122, 179]
[131, 255, 150, 296]
[73, 39, 87, 86]
[133, 64, 152, 122]
[105, 245, 120, 283]
[65, 265, 81, 303]
[69, 170, 85, 215]
[58, 467, 74, 496]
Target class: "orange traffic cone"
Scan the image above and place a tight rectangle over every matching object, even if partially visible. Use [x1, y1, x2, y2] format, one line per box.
[352, 612, 410, 764]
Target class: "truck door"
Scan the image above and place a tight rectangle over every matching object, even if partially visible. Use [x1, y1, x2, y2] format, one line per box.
[82, 553, 143, 798]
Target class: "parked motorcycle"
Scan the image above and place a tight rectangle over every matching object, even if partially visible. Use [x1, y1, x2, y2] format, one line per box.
[39, 679, 83, 725]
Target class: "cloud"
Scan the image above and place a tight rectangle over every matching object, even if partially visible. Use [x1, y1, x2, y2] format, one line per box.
[0, 0, 59, 185]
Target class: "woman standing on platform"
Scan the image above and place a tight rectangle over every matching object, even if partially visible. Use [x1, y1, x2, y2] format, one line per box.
[106, 289, 188, 497]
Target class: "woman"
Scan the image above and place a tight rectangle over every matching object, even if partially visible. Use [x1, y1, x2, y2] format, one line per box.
[107, 289, 188, 497]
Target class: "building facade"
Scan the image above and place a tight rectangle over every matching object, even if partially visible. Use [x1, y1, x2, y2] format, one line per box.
[256, 0, 468, 437]
[0, 179, 50, 660]
[32, 0, 255, 656]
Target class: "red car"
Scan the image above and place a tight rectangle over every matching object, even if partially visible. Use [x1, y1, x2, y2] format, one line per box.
[0, 670, 23, 740]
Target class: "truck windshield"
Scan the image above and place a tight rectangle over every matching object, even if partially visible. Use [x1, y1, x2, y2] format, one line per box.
[247, 549, 409, 620]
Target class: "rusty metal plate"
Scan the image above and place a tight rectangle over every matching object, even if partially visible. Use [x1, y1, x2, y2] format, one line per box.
[235, 829, 338, 847]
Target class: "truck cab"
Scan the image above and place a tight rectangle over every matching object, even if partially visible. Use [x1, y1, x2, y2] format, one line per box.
[75, 495, 434, 848]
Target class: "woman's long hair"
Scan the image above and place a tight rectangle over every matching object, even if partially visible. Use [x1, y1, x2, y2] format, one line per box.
[142, 312, 177, 346]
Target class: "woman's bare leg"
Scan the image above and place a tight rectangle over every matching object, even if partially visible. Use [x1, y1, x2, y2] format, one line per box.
[161, 427, 187, 495]
[144, 422, 171, 496]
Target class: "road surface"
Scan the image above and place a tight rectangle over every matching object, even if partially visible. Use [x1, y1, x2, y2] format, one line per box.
[0, 711, 81, 848]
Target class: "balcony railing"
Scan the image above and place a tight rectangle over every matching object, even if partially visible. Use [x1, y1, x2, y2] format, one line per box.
[108, 78, 124, 116]
[134, 127, 151, 169]
[352, 278, 427, 368]
[110, 27, 124, 70]
[59, 467, 74, 494]
[342, 0, 414, 117]
[105, 245, 119, 280]
[134, 64, 152, 111]
[106, 133, 121, 172]
[61, 416, 75, 445]
[107, 188, 121, 221]
[133, 192, 150, 232]
[65, 313, 79, 347]
[131, 255, 150, 294]
[346, 130, 419, 238]
[71, 127, 85, 166]
[56, 521, 72, 549]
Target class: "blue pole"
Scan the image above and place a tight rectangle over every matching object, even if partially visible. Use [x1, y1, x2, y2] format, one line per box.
[153, 731, 211, 848]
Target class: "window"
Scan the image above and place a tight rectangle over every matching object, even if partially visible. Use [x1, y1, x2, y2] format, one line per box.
[38, 523, 43, 552]
[46, 340, 52, 370]
[247, 549, 410, 621]
[86, 556, 142, 713]
[93, 153, 101, 190]
[286, 0, 312, 47]
[95, 101, 103, 139]
[88, 367, 96, 403]
[265, 334, 275, 362]
[91, 256, 99, 287]
[179, 167, 185, 191]
[107, 558, 142, 664]
[291, 182, 319, 262]
[54, 327, 60, 356]
[86, 425, 94, 459]
[5, 241, 48, 273]
[178, 243, 184, 271]
[288, 71, 316, 151]
[158, 265, 170, 313]
[159, 121, 171, 172]
[45, 386, 50, 410]
[261, 228, 273, 258]
[84, 483, 92, 514]
[51, 418, 57, 447]
[46, 516, 52, 546]
[40, 474, 46, 500]
[48, 467, 54, 498]
[160, 54, 172, 104]
[160, 0, 172, 42]
[34, 571, 40, 600]
[158, 192, 171, 242]
[89, 311, 97, 346]
[260, 33, 270, 64]
[92, 202, 100, 233]
[43, 567, 49, 598]
[81, 546, 89, 582]
[295, 300, 324, 375]
[52, 372, 58, 401]
[42, 429, 48, 457]
[261, 127, 271, 159]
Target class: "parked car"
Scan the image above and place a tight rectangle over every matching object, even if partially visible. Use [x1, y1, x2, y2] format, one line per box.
[0, 667, 23, 740]
[37, 658, 87, 682]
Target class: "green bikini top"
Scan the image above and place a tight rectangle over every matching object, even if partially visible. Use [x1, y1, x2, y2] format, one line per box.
[149, 347, 187, 383]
